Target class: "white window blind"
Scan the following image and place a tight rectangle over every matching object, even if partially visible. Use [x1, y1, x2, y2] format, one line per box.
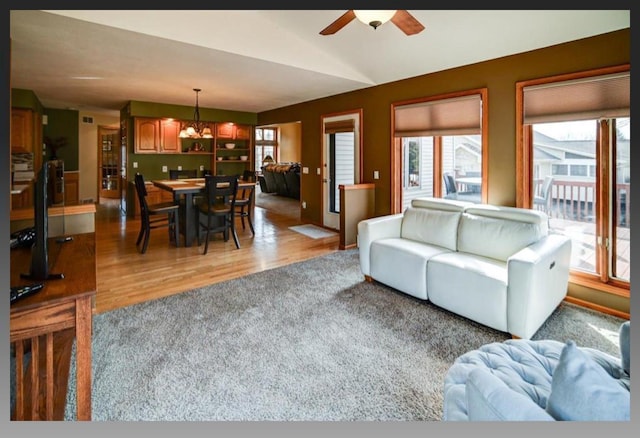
[523, 72, 630, 124]
[394, 94, 482, 137]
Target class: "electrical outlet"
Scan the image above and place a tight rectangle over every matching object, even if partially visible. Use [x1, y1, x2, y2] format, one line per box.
[162, 165, 168, 173]
[177, 165, 182, 171]
[374, 170, 380, 179]
[302, 201, 307, 209]
[133, 162, 138, 168]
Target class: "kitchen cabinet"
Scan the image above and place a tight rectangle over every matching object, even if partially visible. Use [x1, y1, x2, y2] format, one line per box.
[215, 122, 251, 140]
[134, 117, 159, 153]
[159, 119, 181, 153]
[134, 118, 184, 153]
[11, 108, 34, 152]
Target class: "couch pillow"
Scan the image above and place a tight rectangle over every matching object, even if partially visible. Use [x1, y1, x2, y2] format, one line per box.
[546, 341, 630, 421]
[466, 368, 555, 421]
[619, 321, 630, 375]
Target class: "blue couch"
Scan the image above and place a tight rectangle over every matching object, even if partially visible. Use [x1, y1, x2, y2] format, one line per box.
[443, 321, 630, 421]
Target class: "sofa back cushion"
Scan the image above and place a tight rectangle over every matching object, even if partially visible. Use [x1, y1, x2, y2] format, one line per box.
[458, 205, 548, 261]
[401, 205, 464, 251]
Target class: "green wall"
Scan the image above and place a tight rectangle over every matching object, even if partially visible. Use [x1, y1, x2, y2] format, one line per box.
[43, 108, 79, 170]
[11, 88, 44, 112]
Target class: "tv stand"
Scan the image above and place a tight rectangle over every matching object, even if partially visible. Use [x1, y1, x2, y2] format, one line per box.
[10, 233, 96, 420]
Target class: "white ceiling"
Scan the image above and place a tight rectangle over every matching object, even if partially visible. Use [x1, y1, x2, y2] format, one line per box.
[9, 10, 630, 116]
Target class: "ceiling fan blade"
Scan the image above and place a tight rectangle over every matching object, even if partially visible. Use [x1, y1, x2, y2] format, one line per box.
[319, 10, 356, 35]
[391, 10, 425, 35]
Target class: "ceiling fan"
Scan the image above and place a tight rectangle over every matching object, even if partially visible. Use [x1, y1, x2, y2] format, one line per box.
[320, 10, 425, 36]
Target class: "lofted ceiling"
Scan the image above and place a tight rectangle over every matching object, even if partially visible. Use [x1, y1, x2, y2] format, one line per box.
[9, 9, 630, 116]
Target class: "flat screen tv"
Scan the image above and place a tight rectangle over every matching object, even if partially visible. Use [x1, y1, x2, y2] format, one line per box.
[21, 162, 64, 281]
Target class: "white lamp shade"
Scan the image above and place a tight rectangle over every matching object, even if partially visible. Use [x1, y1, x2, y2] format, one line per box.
[354, 10, 397, 27]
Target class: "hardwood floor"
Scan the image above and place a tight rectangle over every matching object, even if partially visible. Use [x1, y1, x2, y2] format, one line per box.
[94, 195, 339, 314]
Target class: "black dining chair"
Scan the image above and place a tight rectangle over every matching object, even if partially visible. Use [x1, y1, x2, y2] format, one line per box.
[169, 169, 198, 180]
[234, 170, 256, 235]
[197, 174, 240, 254]
[134, 173, 180, 254]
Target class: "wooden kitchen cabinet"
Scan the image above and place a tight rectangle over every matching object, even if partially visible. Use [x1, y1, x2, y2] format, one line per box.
[11, 108, 34, 152]
[134, 117, 160, 153]
[134, 117, 182, 153]
[159, 119, 181, 153]
[215, 122, 251, 140]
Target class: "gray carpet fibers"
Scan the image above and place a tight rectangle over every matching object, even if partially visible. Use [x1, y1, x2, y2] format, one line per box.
[64, 249, 625, 420]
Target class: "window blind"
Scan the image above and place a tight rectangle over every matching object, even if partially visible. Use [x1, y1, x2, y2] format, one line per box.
[523, 72, 630, 124]
[394, 94, 482, 137]
[324, 119, 355, 134]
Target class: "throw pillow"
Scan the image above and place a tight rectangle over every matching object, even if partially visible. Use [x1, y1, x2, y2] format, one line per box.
[546, 340, 630, 421]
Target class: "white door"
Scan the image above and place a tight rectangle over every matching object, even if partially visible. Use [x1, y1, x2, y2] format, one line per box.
[322, 113, 360, 230]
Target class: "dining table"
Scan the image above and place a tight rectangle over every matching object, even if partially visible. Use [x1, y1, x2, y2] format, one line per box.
[152, 177, 256, 247]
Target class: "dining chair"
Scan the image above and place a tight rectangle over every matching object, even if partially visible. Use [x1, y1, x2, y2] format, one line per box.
[169, 169, 198, 180]
[534, 176, 554, 214]
[197, 174, 240, 254]
[134, 173, 180, 254]
[443, 173, 480, 203]
[234, 171, 256, 235]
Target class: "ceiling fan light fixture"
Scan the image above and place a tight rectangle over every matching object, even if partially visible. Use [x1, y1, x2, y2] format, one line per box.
[354, 10, 397, 30]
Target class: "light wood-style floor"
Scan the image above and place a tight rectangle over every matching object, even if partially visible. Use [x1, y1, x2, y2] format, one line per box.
[94, 194, 339, 314]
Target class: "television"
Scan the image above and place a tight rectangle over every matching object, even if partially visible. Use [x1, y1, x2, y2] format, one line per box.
[21, 162, 64, 281]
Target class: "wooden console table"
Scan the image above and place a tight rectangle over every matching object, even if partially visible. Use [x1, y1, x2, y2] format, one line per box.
[10, 233, 96, 420]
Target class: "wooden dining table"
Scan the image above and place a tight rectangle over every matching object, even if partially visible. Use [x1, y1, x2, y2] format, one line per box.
[152, 177, 257, 247]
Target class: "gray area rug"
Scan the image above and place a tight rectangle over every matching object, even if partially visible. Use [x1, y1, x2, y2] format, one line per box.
[64, 249, 625, 421]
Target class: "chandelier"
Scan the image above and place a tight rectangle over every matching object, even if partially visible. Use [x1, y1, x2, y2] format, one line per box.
[179, 88, 213, 139]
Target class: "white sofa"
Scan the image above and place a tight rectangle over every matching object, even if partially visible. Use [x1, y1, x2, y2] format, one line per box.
[357, 197, 572, 339]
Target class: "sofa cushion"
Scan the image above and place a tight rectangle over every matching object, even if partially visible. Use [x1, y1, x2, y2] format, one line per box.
[370, 238, 450, 300]
[427, 252, 508, 332]
[466, 368, 555, 421]
[458, 207, 548, 261]
[546, 341, 630, 421]
[401, 207, 462, 251]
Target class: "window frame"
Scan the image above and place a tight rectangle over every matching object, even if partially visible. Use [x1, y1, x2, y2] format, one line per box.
[515, 64, 630, 297]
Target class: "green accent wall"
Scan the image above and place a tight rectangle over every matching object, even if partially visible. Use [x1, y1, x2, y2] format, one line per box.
[43, 108, 80, 170]
[11, 88, 44, 112]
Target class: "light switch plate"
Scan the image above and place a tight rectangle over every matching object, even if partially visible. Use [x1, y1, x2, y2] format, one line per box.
[199, 165, 205, 171]
[374, 170, 380, 179]
[162, 166, 168, 173]
[302, 167, 309, 174]
[133, 162, 138, 168]
[177, 165, 182, 171]
[317, 168, 321, 175]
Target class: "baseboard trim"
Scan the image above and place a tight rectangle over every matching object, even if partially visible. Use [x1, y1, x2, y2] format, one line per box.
[563, 296, 630, 320]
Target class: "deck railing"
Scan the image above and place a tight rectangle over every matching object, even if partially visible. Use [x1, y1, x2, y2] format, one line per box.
[534, 179, 630, 227]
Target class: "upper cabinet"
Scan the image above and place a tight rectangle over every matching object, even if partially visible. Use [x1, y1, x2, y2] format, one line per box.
[159, 119, 181, 153]
[134, 117, 159, 153]
[134, 117, 181, 153]
[216, 122, 251, 140]
[11, 108, 34, 152]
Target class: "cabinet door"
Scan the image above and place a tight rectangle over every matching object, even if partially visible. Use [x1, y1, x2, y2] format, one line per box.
[134, 118, 159, 153]
[235, 124, 252, 140]
[11, 108, 34, 152]
[216, 122, 235, 139]
[159, 119, 181, 153]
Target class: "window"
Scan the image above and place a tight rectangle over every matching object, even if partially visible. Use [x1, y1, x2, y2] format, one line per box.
[254, 127, 278, 172]
[392, 90, 487, 211]
[403, 139, 421, 189]
[517, 65, 630, 292]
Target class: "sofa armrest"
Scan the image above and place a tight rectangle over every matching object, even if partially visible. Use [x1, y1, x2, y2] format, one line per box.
[357, 213, 403, 276]
[507, 234, 572, 339]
